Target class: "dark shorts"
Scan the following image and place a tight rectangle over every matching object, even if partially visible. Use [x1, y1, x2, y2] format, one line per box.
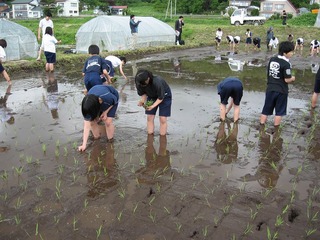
[246, 38, 252, 44]
[234, 39, 239, 44]
[219, 81, 243, 105]
[314, 76, 320, 93]
[261, 91, 288, 116]
[84, 72, 105, 91]
[146, 96, 172, 117]
[44, 51, 56, 64]
[0, 63, 4, 73]
[215, 37, 221, 43]
[104, 103, 118, 118]
[105, 59, 115, 77]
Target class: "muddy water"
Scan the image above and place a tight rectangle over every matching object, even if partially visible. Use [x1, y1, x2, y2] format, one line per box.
[0, 48, 319, 239]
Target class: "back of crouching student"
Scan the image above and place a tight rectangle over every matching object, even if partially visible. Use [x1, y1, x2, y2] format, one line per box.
[82, 45, 111, 92]
[0, 39, 11, 85]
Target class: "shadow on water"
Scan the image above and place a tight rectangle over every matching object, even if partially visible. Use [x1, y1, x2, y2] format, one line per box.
[0, 49, 320, 239]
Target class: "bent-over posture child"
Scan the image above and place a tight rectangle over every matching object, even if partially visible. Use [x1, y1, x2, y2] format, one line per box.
[217, 77, 243, 122]
[253, 37, 261, 50]
[260, 41, 295, 127]
[82, 45, 111, 91]
[310, 39, 319, 56]
[78, 85, 119, 151]
[295, 37, 304, 54]
[105, 55, 127, 81]
[0, 39, 11, 85]
[215, 28, 223, 48]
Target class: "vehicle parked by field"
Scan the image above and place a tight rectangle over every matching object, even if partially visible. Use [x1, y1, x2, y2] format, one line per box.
[230, 9, 266, 26]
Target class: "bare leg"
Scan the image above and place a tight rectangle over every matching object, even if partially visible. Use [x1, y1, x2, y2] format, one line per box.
[147, 115, 155, 134]
[105, 117, 114, 140]
[274, 116, 282, 126]
[233, 105, 240, 122]
[159, 116, 167, 135]
[220, 103, 226, 121]
[311, 92, 318, 108]
[90, 121, 101, 139]
[2, 70, 11, 84]
[260, 114, 267, 124]
[37, 49, 42, 60]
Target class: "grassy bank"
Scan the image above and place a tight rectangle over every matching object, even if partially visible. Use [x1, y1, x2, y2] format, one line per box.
[5, 10, 319, 73]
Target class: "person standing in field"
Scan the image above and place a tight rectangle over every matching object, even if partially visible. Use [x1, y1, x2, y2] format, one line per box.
[266, 27, 274, 50]
[135, 69, 172, 136]
[37, 12, 54, 61]
[215, 28, 223, 48]
[0, 39, 11, 85]
[175, 16, 184, 45]
[217, 77, 243, 123]
[260, 41, 295, 127]
[129, 15, 141, 50]
[294, 37, 304, 55]
[245, 29, 252, 50]
[41, 27, 61, 72]
[282, 10, 287, 25]
[311, 67, 320, 108]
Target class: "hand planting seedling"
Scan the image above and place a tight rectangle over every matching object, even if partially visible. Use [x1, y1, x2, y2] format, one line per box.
[144, 100, 154, 109]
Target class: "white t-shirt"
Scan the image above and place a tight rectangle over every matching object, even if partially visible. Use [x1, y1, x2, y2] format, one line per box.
[105, 55, 122, 68]
[0, 46, 6, 62]
[296, 38, 304, 44]
[39, 18, 54, 36]
[216, 30, 223, 40]
[41, 34, 58, 53]
[311, 40, 319, 48]
[269, 38, 279, 48]
[227, 35, 234, 43]
[234, 36, 240, 43]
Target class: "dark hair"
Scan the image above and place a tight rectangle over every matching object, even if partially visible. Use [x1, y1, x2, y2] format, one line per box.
[218, 28, 221, 31]
[0, 39, 7, 48]
[272, 36, 276, 40]
[88, 45, 100, 55]
[45, 26, 53, 36]
[119, 56, 127, 64]
[135, 69, 153, 86]
[247, 28, 250, 31]
[315, 40, 318, 45]
[278, 41, 295, 55]
[81, 94, 101, 121]
[46, 12, 52, 18]
[297, 39, 301, 44]
[130, 14, 135, 19]
[179, 16, 183, 19]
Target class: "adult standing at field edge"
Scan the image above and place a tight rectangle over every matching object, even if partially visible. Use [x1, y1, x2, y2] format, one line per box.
[37, 12, 54, 61]
[175, 16, 184, 45]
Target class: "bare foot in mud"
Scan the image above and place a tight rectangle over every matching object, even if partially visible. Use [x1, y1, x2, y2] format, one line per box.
[0, 146, 8, 152]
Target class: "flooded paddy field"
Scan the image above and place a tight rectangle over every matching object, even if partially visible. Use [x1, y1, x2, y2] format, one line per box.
[0, 47, 320, 239]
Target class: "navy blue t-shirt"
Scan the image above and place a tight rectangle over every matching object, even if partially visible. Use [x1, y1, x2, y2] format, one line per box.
[88, 85, 119, 112]
[136, 76, 172, 100]
[82, 55, 107, 75]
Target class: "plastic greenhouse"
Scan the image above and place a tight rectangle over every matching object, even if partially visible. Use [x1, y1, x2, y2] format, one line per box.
[75, 16, 176, 53]
[0, 19, 38, 61]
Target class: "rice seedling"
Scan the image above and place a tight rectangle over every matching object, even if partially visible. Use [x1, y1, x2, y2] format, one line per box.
[14, 214, 21, 225]
[55, 179, 62, 201]
[243, 223, 253, 235]
[163, 206, 170, 214]
[117, 187, 126, 199]
[213, 216, 219, 226]
[117, 210, 123, 221]
[179, 192, 186, 201]
[84, 199, 89, 209]
[36, 175, 46, 182]
[73, 216, 78, 231]
[149, 210, 156, 223]
[175, 222, 182, 233]
[63, 146, 68, 156]
[0, 193, 8, 201]
[73, 157, 79, 166]
[56, 139, 60, 148]
[266, 227, 278, 240]
[72, 172, 78, 182]
[310, 211, 318, 222]
[202, 225, 208, 237]
[132, 203, 139, 214]
[1, 170, 8, 181]
[72, 142, 78, 149]
[156, 182, 161, 192]
[222, 205, 230, 215]
[26, 156, 33, 164]
[250, 208, 258, 220]
[96, 225, 102, 239]
[42, 143, 47, 153]
[305, 228, 317, 237]
[34, 206, 42, 215]
[148, 195, 156, 206]
[35, 222, 39, 236]
[282, 204, 289, 215]
[14, 166, 24, 176]
[231, 234, 236, 240]
[54, 215, 60, 225]
[57, 164, 64, 175]
[15, 197, 22, 209]
[261, 188, 273, 198]
[55, 148, 60, 158]
[275, 215, 284, 227]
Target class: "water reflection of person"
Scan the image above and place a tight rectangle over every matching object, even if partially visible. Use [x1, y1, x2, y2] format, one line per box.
[85, 141, 117, 198]
[173, 57, 181, 77]
[136, 134, 171, 184]
[43, 72, 59, 119]
[244, 126, 283, 188]
[0, 84, 14, 125]
[214, 121, 239, 164]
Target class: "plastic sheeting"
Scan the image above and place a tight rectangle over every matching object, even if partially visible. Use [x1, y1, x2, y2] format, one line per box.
[75, 16, 176, 53]
[0, 19, 38, 61]
[315, 9, 320, 28]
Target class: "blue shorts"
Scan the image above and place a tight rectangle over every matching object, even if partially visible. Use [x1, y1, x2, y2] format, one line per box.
[146, 96, 172, 117]
[84, 72, 105, 91]
[246, 38, 252, 44]
[261, 91, 287, 116]
[0, 63, 4, 73]
[105, 59, 115, 77]
[219, 81, 243, 105]
[102, 102, 118, 118]
[44, 51, 56, 64]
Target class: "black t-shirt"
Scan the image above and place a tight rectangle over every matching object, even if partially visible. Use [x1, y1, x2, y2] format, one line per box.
[136, 75, 171, 100]
[266, 56, 292, 94]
